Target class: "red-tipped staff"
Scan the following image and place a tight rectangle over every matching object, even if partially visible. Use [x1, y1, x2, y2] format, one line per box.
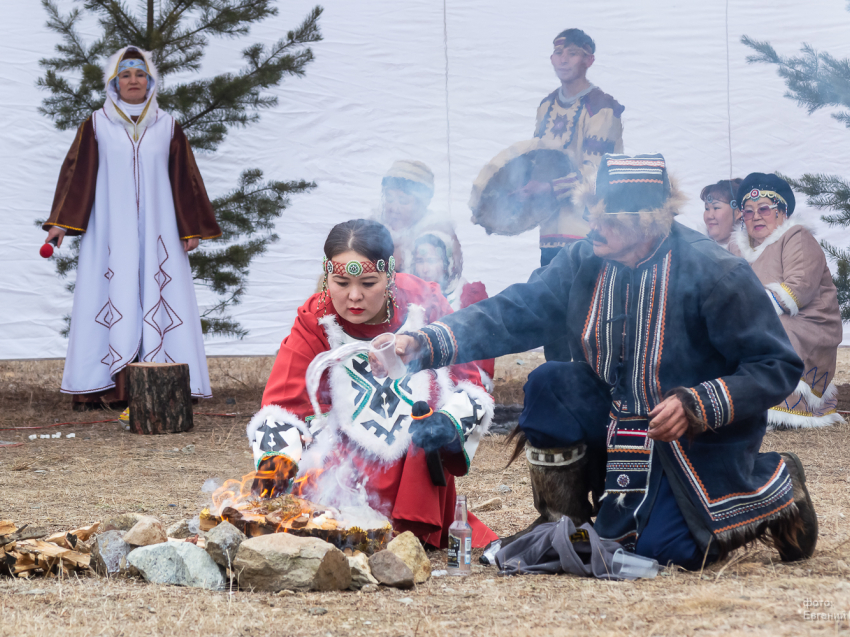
[40, 236, 59, 258]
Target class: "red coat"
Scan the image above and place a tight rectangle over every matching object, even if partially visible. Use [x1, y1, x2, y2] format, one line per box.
[261, 273, 498, 548]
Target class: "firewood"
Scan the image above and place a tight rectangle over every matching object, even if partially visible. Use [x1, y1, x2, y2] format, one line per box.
[0, 521, 16, 536]
[44, 523, 100, 549]
[11, 552, 39, 575]
[127, 362, 194, 434]
[15, 540, 91, 570]
[0, 524, 48, 544]
[199, 508, 218, 532]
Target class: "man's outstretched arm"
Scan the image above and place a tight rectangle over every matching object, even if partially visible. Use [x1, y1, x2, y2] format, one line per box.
[394, 246, 580, 369]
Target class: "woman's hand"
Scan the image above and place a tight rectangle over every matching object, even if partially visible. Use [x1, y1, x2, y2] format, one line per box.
[46, 226, 66, 248]
[183, 238, 200, 252]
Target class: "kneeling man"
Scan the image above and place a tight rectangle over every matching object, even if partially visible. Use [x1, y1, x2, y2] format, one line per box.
[390, 154, 816, 567]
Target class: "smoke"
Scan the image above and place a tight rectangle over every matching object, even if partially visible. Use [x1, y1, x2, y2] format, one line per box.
[299, 345, 392, 529]
[586, 229, 607, 244]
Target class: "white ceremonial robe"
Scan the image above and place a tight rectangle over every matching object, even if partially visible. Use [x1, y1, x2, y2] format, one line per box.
[61, 105, 212, 398]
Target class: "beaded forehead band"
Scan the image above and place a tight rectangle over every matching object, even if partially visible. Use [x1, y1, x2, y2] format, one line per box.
[705, 193, 739, 209]
[553, 37, 593, 55]
[323, 256, 395, 277]
[742, 189, 787, 208]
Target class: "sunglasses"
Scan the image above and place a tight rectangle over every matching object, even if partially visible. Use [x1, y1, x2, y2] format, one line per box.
[742, 204, 778, 220]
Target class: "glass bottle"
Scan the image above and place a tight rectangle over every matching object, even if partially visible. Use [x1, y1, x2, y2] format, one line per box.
[447, 494, 472, 575]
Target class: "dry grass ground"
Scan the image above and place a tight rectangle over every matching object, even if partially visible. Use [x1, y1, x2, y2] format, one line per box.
[1, 356, 849, 636]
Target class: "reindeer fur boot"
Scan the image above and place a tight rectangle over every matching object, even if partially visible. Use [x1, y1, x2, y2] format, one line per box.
[770, 452, 818, 562]
[500, 442, 593, 547]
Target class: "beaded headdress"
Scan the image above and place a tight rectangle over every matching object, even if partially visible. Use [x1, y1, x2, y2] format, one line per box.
[705, 192, 739, 209]
[323, 256, 395, 277]
[741, 189, 787, 208]
[319, 255, 398, 323]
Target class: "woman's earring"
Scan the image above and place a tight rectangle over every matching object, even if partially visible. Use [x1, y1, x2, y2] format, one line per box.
[319, 274, 329, 315]
[383, 275, 398, 324]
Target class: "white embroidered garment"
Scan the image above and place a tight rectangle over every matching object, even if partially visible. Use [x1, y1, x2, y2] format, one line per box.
[61, 47, 211, 398]
[246, 304, 491, 468]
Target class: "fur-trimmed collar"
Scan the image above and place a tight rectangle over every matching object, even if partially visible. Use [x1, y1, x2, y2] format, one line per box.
[732, 216, 808, 263]
[102, 46, 160, 141]
[319, 303, 427, 349]
[571, 176, 686, 239]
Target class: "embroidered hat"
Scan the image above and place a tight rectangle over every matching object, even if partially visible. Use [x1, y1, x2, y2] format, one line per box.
[736, 173, 796, 216]
[595, 153, 671, 214]
[382, 160, 435, 202]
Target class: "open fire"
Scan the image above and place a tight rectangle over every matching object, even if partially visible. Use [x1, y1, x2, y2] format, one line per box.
[203, 453, 392, 555]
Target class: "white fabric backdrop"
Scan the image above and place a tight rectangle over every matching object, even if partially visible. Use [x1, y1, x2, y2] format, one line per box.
[2, 0, 850, 360]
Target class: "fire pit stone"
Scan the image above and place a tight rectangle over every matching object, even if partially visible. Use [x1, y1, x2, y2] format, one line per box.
[368, 550, 414, 589]
[387, 531, 431, 584]
[233, 533, 351, 592]
[91, 530, 134, 577]
[123, 516, 167, 547]
[204, 521, 246, 568]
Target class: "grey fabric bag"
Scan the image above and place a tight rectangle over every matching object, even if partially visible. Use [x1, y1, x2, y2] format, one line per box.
[495, 516, 625, 580]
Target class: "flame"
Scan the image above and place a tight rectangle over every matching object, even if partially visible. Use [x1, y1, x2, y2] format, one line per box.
[211, 455, 298, 513]
[291, 467, 325, 499]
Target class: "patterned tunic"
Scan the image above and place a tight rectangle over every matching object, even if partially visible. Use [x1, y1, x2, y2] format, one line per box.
[534, 86, 624, 248]
[416, 223, 804, 552]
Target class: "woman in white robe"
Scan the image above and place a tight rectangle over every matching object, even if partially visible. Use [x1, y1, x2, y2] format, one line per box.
[43, 46, 220, 404]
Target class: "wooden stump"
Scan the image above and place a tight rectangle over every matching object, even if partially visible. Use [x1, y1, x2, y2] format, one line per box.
[127, 363, 194, 435]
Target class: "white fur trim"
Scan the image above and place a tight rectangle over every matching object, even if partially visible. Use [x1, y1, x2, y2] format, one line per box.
[318, 303, 427, 349]
[246, 405, 311, 442]
[767, 407, 845, 430]
[765, 282, 799, 316]
[433, 368, 455, 408]
[764, 288, 785, 315]
[477, 367, 494, 393]
[102, 46, 160, 141]
[318, 314, 347, 349]
[794, 379, 838, 410]
[246, 405, 311, 466]
[732, 216, 809, 264]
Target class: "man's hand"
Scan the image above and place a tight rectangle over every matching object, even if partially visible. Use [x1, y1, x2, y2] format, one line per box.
[369, 334, 422, 377]
[183, 238, 200, 252]
[46, 226, 66, 248]
[511, 180, 553, 200]
[648, 395, 689, 442]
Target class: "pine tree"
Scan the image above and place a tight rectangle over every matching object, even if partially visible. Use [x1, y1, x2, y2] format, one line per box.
[37, 0, 322, 337]
[742, 27, 850, 320]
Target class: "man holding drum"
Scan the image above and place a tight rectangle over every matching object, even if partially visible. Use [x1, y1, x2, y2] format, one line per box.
[518, 28, 625, 267]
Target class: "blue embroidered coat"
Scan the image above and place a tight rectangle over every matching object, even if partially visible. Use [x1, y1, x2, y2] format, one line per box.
[416, 222, 804, 553]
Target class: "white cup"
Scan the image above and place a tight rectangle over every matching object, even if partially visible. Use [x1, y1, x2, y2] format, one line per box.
[611, 548, 659, 580]
[370, 333, 407, 380]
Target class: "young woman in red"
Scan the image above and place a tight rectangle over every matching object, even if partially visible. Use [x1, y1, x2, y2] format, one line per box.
[247, 219, 497, 548]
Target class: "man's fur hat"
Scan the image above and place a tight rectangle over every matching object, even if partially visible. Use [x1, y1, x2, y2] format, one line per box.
[573, 153, 685, 238]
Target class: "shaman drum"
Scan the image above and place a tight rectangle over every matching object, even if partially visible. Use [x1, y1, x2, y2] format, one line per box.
[469, 139, 575, 236]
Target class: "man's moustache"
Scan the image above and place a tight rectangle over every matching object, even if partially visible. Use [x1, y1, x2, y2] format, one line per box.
[586, 230, 607, 244]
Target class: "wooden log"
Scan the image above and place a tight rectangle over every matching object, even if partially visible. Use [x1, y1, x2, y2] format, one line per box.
[127, 363, 193, 435]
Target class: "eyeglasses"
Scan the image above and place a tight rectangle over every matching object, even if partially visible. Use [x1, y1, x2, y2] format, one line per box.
[742, 204, 778, 220]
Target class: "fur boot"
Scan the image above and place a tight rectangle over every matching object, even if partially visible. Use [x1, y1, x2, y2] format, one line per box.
[500, 441, 593, 547]
[770, 452, 818, 562]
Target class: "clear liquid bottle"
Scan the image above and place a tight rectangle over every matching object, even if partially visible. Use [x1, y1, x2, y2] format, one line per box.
[447, 494, 472, 575]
